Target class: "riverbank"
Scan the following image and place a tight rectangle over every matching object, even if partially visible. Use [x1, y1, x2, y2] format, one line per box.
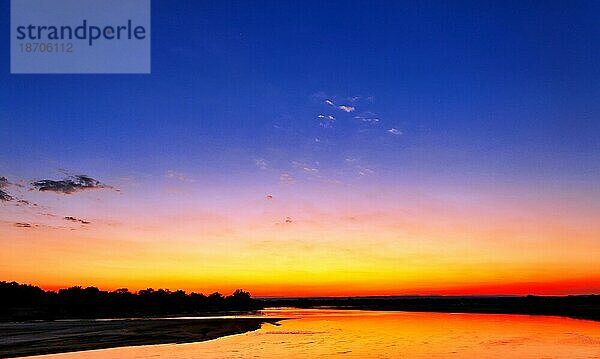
[0, 317, 283, 358]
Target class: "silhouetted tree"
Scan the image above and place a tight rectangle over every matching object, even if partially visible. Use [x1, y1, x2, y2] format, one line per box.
[0, 281, 263, 321]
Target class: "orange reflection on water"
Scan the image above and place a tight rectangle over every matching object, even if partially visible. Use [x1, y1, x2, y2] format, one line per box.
[25, 309, 600, 359]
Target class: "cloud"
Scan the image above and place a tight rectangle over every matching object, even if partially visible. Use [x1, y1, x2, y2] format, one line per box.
[343, 159, 375, 177]
[0, 190, 13, 202]
[387, 128, 402, 135]
[1, 176, 36, 206]
[279, 173, 295, 185]
[325, 100, 356, 112]
[0, 176, 38, 207]
[64, 216, 91, 225]
[317, 114, 336, 128]
[9, 221, 69, 230]
[324, 99, 355, 113]
[15, 199, 36, 207]
[255, 158, 268, 170]
[292, 161, 319, 174]
[165, 170, 194, 183]
[0, 177, 14, 202]
[31, 174, 114, 194]
[317, 114, 335, 120]
[274, 216, 294, 226]
[358, 167, 375, 176]
[354, 114, 380, 124]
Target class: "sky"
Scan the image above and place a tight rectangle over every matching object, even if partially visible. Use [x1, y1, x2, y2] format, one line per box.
[1, 1, 600, 296]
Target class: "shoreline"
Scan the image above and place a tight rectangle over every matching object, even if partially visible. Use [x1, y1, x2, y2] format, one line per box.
[0, 317, 284, 358]
[264, 295, 600, 322]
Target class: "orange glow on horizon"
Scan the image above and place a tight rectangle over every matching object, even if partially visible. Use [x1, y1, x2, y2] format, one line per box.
[3, 181, 599, 297]
[26, 278, 600, 298]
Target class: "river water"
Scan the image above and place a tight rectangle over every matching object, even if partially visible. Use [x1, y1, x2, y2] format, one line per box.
[22, 308, 600, 358]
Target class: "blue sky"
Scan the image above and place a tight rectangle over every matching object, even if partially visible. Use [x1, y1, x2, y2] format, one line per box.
[1, 1, 599, 188]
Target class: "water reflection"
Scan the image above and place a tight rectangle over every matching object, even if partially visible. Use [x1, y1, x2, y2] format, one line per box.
[22, 309, 600, 358]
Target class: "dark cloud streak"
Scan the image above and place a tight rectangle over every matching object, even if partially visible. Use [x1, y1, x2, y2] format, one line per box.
[0, 190, 13, 202]
[64, 216, 91, 225]
[31, 175, 115, 194]
[1, 177, 15, 202]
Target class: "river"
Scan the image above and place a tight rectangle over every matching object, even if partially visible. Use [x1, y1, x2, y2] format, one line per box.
[20, 308, 600, 358]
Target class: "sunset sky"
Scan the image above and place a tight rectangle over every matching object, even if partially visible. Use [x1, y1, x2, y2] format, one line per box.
[1, 1, 599, 296]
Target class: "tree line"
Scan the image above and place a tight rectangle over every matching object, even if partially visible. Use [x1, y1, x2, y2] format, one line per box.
[0, 281, 262, 321]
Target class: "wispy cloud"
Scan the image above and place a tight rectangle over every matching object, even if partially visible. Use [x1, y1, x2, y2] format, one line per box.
[279, 173, 295, 185]
[317, 114, 336, 128]
[255, 158, 269, 170]
[343, 157, 376, 177]
[31, 174, 115, 194]
[355, 112, 380, 124]
[165, 170, 194, 183]
[324, 99, 355, 113]
[292, 161, 319, 174]
[358, 167, 375, 176]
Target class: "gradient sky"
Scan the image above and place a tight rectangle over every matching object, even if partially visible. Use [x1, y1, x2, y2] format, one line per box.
[1, 1, 600, 296]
